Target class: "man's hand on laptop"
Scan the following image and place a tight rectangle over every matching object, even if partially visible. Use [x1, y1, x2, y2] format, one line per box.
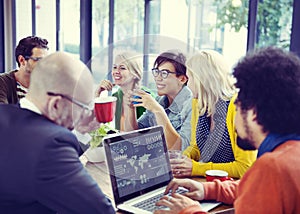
[154, 193, 201, 214]
[164, 178, 205, 201]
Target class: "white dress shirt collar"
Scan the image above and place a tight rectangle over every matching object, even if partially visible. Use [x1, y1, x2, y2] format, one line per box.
[19, 97, 42, 115]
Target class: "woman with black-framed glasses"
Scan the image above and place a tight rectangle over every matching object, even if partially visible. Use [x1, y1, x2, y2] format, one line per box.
[124, 49, 193, 151]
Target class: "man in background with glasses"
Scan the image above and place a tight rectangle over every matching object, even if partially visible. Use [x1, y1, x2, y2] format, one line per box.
[0, 35, 48, 104]
[0, 52, 115, 213]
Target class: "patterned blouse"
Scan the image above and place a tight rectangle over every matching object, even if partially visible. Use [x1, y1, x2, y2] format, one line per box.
[196, 99, 235, 163]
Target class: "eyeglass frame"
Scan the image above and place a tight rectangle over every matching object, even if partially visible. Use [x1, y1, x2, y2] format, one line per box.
[151, 68, 177, 79]
[24, 56, 43, 62]
[47, 92, 94, 112]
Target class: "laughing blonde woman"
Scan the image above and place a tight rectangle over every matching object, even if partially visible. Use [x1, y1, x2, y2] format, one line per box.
[95, 51, 154, 131]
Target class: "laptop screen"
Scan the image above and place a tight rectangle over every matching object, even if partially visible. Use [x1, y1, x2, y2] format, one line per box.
[103, 126, 172, 205]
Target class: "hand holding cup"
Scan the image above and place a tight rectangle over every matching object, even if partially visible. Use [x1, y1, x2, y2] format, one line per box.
[168, 150, 185, 175]
[131, 89, 151, 105]
[168, 150, 185, 161]
[95, 80, 115, 97]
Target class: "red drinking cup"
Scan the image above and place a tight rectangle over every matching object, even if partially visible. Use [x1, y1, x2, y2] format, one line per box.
[94, 96, 117, 123]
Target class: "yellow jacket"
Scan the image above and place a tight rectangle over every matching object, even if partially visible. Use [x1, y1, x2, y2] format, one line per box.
[183, 96, 257, 178]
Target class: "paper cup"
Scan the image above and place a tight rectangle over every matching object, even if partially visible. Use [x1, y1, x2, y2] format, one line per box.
[94, 96, 117, 123]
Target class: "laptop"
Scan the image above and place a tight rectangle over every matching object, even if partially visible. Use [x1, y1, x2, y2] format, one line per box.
[103, 125, 221, 213]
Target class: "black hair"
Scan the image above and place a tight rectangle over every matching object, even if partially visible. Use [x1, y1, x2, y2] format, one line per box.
[153, 49, 187, 78]
[15, 36, 49, 67]
[233, 46, 300, 134]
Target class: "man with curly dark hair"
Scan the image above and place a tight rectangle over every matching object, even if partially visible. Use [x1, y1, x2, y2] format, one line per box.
[154, 47, 300, 214]
[0, 36, 49, 104]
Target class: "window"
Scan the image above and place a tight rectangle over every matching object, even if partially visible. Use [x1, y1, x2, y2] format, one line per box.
[60, 0, 80, 58]
[36, 0, 56, 53]
[256, 0, 293, 49]
[15, 0, 32, 44]
[16, 0, 57, 53]
[91, 0, 110, 87]
[187, 0, 249, 68]
[91, 0, 145, 90]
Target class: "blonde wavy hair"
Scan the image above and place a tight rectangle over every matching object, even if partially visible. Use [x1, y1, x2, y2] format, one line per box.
[115, 51, 143, 89]
[186, 50, 236, 116]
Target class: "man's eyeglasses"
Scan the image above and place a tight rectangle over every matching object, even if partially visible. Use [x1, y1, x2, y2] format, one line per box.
[152, 68, 176, 79]
[47, 92, 94, 112]
[24, 56, 43, 62]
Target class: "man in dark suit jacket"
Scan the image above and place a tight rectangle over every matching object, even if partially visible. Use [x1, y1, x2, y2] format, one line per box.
[0, 52, 115, 213]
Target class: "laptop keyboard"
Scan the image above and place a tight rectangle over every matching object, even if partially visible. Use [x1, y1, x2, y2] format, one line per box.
[133, 188, 187, 212]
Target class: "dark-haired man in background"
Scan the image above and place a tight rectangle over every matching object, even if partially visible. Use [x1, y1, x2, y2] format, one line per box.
[154, 47, 300, 214]
[0, 36, 49, 104]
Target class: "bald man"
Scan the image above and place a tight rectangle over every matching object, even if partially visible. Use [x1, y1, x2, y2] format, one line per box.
[0, 52, 115, 213]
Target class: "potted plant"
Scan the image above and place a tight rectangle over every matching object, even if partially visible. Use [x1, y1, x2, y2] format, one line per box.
[84, 123, 118, 162]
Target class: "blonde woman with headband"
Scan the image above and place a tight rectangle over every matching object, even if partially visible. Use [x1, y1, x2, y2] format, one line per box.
[171, 50, 257, 179]
[95, 51, 154, 131]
